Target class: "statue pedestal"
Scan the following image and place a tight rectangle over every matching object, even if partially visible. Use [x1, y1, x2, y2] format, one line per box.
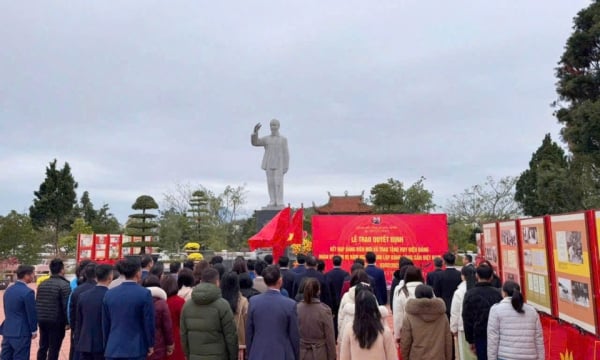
[255, 209, 281, 232]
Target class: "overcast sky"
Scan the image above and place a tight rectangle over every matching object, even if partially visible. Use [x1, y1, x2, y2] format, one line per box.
[0, 1, 590, 223]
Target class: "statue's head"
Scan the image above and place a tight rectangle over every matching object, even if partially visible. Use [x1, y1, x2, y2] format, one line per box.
[270, 119, 280, 133]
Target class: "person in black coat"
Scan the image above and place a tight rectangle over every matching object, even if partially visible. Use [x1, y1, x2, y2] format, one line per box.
[426, 257, 443, 288]
[462, 265, 503, 360]
[69, 263, 97, 360]
[292, 256, 333, 309]
[433, 252, 462, 319]
[36, 258, 71, 360]
[278, 256, 296, 298]
[324, 255, 349, 338]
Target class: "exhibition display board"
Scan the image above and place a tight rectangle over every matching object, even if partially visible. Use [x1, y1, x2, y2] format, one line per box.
[482, 222, 499, 265]
[312, 214, 448, 282]
[77, 234, 153, 263]
[520, 217, 552, 313]
[498, 220, 521, 285]
[548, 213, 595, 334]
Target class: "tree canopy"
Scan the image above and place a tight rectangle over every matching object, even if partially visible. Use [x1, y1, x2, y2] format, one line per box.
[369, 177, 435, 214]
[29, 159, 78, 255]
[125, 195, 159, 254]
[0, 211, 43, 264]
[515, 134, 582, 216]
[553, 1, 600, 207]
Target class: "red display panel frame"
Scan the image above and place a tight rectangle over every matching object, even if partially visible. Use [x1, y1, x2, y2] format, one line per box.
[548, 212, 596, 334]
[498, 220, 521, 285]
[519, 217, 552, 313]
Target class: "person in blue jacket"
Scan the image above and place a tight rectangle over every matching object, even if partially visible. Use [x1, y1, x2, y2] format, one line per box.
[1, 265, 38, 360]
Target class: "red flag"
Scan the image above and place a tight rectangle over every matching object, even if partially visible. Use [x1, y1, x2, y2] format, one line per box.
[248, 207, 291, 251]
[288, 208, 304, 245]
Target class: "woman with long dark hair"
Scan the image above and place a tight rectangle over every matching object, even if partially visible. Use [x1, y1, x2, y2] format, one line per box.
[220, 271, 248, 355]
[340, 287, 396, 360]
[450, 265, 477, 360]
[392, 265, 424, 343]
[297, 278, 336, 360]
[487, 281, 544, 360]
[338, 270, 388, 341]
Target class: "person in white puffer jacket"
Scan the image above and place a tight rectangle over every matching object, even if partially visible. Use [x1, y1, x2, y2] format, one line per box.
[392, 265, 424, 342]
[450, 265, 477, 360]
[338, 270, 388, 342]
[487, 280, 544, 360]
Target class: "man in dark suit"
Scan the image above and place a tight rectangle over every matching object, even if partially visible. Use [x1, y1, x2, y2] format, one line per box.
[76, 264, 113, 360]
[426, 257, 443, 288]
[69, 263, 97, 360]
[364, 252, 387, 305]
[1, 265, 37, 360]
[290, 254, 306, 275]
[435, 252, 462, 360]
[278, 256, 296, 298]
[246, 265, 299, 360]
[292, 256, 333, 309]
[324, 255, 348, 339]
[434, 252, 463, 318]
[102, 258, 154, 360]
[463, 254, 475, 268]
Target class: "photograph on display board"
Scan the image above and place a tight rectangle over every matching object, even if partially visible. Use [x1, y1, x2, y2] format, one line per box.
[109, 245, 120, 259]
[572, 280, 590, 307]
[558, 277, 572, 301]
[485, 246, 498, 263]
[79, 250, 91, 259]
[501, 229, 517, 246]
[80, 235, 93, 247]
[556, 231, 584, 264]
[523, 226, 539, 244]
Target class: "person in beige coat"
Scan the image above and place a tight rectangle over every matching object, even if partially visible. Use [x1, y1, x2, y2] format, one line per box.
[401, 284, 452, 360]
[296, 278, 336, 360]
[340, 286, 396, 360]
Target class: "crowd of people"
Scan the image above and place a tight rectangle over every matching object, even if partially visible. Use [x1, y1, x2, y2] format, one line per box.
[1, 251, 544, 360]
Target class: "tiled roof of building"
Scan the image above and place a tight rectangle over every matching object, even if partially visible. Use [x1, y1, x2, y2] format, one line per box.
[313, 192, 373, 214]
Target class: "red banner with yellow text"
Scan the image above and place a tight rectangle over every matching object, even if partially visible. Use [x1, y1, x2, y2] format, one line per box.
[312, 214, 448, 284]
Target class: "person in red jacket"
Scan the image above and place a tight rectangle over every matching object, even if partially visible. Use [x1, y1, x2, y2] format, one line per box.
[142, 275, 174, 360]
[160, 276, 185, 360]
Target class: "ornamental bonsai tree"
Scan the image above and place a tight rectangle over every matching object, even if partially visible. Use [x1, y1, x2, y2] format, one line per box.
[124, 195, 160, 255]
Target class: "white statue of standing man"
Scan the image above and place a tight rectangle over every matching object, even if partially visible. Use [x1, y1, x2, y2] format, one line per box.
[251, 119, 289, 209]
